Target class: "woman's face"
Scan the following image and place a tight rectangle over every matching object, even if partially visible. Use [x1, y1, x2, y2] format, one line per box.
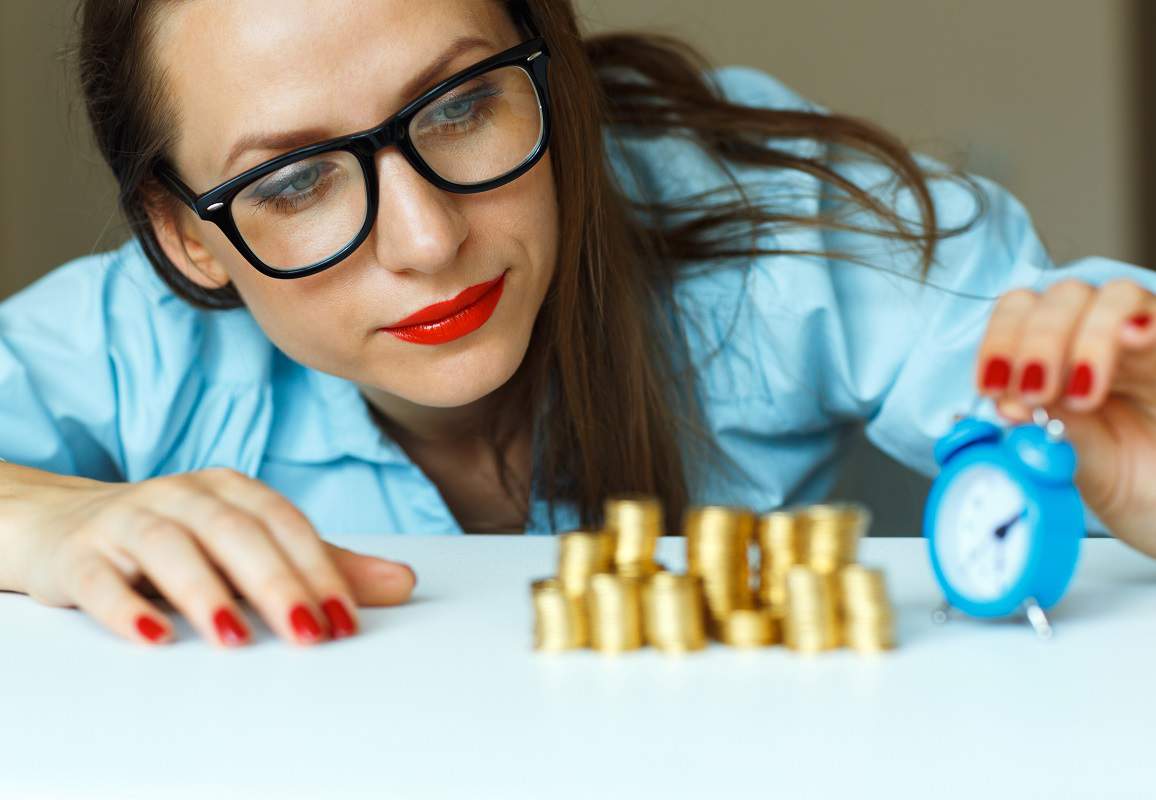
[153, 0, 558, 410]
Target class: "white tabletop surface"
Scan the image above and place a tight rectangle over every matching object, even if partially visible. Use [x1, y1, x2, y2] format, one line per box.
[2, 534, 1154, 800]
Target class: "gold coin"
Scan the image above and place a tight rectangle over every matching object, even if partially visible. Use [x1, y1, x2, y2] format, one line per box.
[838, 564, 897, 652]
[783, 565, 839, 652]
[588, 573, 644, 653]
[798, 503, 870, 574]
[756, 508, 803, 611]
[604, 495, 663, 574]
[642, 572, 707, 652]
[616, 561, 662, 580]
[531, 578, 588, 650]
[844, 618, 897, 652]
[838, 564, 888, 604]
[557, 530, 615, 597]
[719, 608, 781, 647]
[684, 505, 756, 630]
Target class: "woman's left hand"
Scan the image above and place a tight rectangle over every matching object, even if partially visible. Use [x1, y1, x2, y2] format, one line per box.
[975, 278, 1156, 557]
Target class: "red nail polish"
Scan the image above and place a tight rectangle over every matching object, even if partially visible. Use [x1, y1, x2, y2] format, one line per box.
[135, 615, 167, 643]
[290, 605, 324, 642]
[213, 608, 249, 646]
[1066, 363, 1094, 398]
[321, 597, 357, 638]
[982, 357, 1012, 390]
[1020, 362, 1046, 393]
[1128, 313, 1152, 330]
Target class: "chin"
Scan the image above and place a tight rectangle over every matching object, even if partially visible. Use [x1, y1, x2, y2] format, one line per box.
[385, 343, 527, 408]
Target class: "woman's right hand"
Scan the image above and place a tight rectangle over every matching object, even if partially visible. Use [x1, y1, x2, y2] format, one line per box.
[1, 464, 417, 647]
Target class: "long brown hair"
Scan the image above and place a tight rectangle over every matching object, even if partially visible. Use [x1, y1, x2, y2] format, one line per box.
[76, 0, 981, 532]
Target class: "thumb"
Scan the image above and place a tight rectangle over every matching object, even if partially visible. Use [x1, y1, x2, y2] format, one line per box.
[325, 542, 417, 607]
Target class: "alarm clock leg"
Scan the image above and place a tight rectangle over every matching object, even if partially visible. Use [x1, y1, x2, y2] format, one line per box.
[931, 600, 953, 625]
[1023, 597, 1054, 640]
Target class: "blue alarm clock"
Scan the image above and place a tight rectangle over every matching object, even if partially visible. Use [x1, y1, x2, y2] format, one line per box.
[923, 408, 1085, 632]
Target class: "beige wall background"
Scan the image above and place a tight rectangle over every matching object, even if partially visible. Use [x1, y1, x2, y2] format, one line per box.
[0, 1, 1146, 531]
[1, 1, 124, 300]
[579, 0, 1139, 265]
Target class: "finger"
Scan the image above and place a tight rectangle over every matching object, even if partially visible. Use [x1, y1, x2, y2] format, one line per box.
[1118, 298, 1156, 354]
[324, 543, 417, 607]
[195, 469, 359, 638]
[149, 478, 328, 646]
[64, 553, 175, 646]
[976, 289, 1037, 398]
[1008, 279, 1095, 406]
[1059, 279, 1152, 412]
[1039, 397, 1123, 519]
[110, 510, 252, 648]
[995, 395, 1034, 423]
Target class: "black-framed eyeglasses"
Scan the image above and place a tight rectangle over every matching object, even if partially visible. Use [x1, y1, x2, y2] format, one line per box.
[155, 37, 552, 279]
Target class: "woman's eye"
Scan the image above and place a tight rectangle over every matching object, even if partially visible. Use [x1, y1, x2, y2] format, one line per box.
[427, 96, 480, 127]
[439, 99, 474, 121]
[260, 163, 325, 199]
[244, 160, 342, 213]
[417, 84, 501, 133]
[287, 166, 321, 192]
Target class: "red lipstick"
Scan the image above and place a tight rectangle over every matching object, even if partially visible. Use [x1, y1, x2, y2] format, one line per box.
[381, 271, 507, 345]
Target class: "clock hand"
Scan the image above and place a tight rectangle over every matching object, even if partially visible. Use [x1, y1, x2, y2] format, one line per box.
[993, 508, 1027, 541]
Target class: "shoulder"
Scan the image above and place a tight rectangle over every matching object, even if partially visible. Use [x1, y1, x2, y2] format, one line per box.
[708, 65, 825, 113]
[3, 238, 276, 385]
[0, 239, 279, 479]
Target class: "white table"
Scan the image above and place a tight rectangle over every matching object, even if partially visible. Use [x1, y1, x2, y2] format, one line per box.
[2, 535, 1154, 800]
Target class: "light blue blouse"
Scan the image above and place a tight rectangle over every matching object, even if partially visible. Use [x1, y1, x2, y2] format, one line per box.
[2, 66, 1154, 535]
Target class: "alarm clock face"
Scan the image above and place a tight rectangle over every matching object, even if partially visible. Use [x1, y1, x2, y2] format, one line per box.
[933, 464, 1032, 602]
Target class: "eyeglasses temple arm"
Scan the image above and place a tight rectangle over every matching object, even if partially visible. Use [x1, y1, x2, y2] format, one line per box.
[154, 163, 201, 212]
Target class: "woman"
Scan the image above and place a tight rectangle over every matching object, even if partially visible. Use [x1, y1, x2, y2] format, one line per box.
[1, 0, 1155, 649]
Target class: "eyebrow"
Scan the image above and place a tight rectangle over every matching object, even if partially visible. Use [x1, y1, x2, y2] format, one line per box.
[217, 35, 496, 178]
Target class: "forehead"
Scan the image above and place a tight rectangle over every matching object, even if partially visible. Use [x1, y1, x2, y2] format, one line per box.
[156, 0, 518, 184]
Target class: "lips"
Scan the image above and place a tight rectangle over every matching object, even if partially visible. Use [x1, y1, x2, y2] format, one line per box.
[381, 271, 507, 346]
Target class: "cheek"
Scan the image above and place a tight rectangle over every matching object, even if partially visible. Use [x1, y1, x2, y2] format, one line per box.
[199, 222, 351, 357]
[510, 151, 560, 290]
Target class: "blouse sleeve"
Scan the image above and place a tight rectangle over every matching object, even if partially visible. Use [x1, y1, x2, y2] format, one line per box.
[824, 166, 1156, 534]
[0, 240, 276, 482]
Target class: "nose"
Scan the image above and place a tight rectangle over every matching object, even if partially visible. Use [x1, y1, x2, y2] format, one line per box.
[368, 149, 469, 275]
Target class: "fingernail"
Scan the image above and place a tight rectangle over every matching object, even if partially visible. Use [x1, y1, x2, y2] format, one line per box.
[1066, 363, 1094, 398]
[135, 614, 167, 643]
[213, 607, 249, 646]
[402, 562, 418, 589]
[321, 597, 357, 639]
[981, 357, 1012, 390]
[289, 604, 324, 643]
[1128, 313, 1152, 330]
[1020, 362, 1046, 393]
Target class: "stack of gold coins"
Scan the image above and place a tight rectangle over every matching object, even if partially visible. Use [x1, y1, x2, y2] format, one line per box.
[719, 608, 781, 648]
[799, 502, 870, 575]
[642, 572, 708, 652]
[557, 530, 615, 598]
[604, 495, 663, 579]
[838, 565, 897, 652]
[783, 565, 839, 652]
[588, 574, 645, 652]
[684, 505, 756, 633]
[532, 499, 898, 657]
[531, 578, 588, 650]
[756, 509, 803, 613]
